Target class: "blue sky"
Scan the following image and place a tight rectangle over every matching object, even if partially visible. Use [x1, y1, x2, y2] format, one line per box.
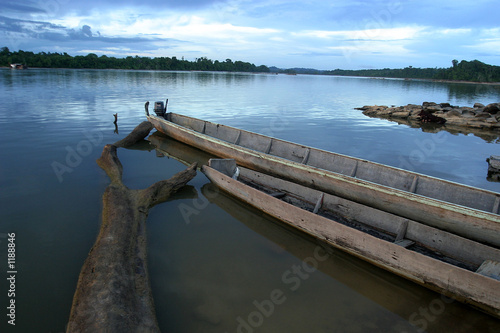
[1, 0, 499, 69]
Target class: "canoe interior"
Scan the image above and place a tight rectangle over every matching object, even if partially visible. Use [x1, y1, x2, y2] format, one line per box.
[208, 159, 500, 274]
[166, 113, 500, 215]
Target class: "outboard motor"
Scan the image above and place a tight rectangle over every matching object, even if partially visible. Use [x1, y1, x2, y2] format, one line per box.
[154, 101, 165, 117]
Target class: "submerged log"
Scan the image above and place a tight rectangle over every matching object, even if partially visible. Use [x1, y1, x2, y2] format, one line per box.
[114, 121, 154, 148]
[67, 122, 197, 333]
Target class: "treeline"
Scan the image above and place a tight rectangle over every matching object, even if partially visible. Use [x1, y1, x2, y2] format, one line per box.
[271, 60, 500, 83]
[3, 46, 499, 82]
[433, 60, 500, 82]
[322, 60, 500, 83]
[323, 66, 441, 80]
[0, 47, 269, 73]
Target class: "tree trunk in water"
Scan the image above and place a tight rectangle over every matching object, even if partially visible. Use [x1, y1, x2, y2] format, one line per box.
[67, 122, 197, 333]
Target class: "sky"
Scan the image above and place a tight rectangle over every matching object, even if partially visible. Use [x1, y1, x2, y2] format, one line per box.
[1, 0, 499, 70]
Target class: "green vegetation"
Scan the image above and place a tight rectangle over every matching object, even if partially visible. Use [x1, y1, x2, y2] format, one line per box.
[271, 60, 500, 83]
[325, 60, 500, 83]
[322, 66, 442, 80]
[433, 60, 500, 82]
[0, 47, 269, 73]
[2, 46, 499, 83]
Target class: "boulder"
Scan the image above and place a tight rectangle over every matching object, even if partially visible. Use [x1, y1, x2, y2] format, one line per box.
[440, 102, 452, 108]
[487, 156, 500, 182]
[446, 110, 462, 117]
[423, 102, 442, 112]
[391, 110, 410, 118]
[418, 110, 446, 124]
[474, 103, 485, 108]
[422, 102, 438, 107]
[460, 107, 475, 115]
[475, 112, 492, 119]
[484, 103, 500, 114]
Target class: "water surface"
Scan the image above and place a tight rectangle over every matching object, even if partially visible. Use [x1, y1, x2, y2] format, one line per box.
[0, 69, 499, 332]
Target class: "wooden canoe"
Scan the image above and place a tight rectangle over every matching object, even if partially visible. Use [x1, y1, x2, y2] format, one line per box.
[201, 158, 500, 318]
[147, 112, 500, 247]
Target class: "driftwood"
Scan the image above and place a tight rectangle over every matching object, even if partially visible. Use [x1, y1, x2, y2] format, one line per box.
[114, 121, 153, 148]
[67, 122, 197, 333]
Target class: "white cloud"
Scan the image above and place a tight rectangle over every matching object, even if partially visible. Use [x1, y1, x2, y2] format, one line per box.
[3, 0, 500, 68]
[294, 26, 424, 41]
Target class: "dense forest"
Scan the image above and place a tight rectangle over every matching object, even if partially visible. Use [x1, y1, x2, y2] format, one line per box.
[287, 60, 499, 83]
[0, 47, 269, 72]
[321, 60, 500, 82]
[2, 46, 500, 82]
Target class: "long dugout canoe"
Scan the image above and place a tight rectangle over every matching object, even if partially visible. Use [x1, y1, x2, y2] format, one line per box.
[201, 159, 500, 318]
[147, 112, 500, 247]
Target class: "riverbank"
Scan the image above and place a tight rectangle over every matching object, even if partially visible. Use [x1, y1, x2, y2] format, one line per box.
[351, 76, 500, 86]
[356, 102, 500, 132]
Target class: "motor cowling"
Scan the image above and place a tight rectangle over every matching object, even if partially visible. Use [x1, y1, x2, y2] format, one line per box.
[154, 101, 165, 117]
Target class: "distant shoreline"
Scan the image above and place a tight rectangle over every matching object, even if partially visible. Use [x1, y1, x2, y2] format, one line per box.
[2, 66, 499, 86]
[327, 75, 500, 86]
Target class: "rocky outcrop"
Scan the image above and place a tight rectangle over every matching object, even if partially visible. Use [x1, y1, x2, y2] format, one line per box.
[487, 155, 500, 182]
[356, 102, 500, 131]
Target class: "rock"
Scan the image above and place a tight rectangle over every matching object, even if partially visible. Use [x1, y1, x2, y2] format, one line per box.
[487, 156, 500, 182]
[475, 112, 492, 118]
[361, 105, 390, 116]
[356, 102, 500, 132]
[484, 103, 500, 114]
[391, 110, 410, 118]
[422, 102, 438, 107]
[460, 107, 475, 115]
[418, 110, 446, 124]
[446, 110, 462, 117]
[423, 102, 442, 112]
[405, 104, 422, 110]
[404, 104, 422, 117]
[355, 106, 371, 110]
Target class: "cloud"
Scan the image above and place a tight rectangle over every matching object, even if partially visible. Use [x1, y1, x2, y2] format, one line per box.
[294, 26, 424, 41]
[0, 15, 184, 56]
[1, 1, 46, 14]
[1, 0, 500, 69]
[0, 15, 66, 35]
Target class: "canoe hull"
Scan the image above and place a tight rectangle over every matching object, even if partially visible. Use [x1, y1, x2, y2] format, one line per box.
[201, 164, 500, 318]
[148, 114, 500, 247]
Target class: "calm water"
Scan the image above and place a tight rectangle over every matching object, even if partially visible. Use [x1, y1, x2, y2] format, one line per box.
[0, 68, 499, 332]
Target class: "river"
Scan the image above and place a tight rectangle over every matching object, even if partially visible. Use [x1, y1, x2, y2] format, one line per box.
[0, 69, 499, 332]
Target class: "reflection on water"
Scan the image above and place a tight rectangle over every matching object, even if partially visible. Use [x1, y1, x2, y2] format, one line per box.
[0, 69, 499, 332]
[363, 114, 500, 143]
